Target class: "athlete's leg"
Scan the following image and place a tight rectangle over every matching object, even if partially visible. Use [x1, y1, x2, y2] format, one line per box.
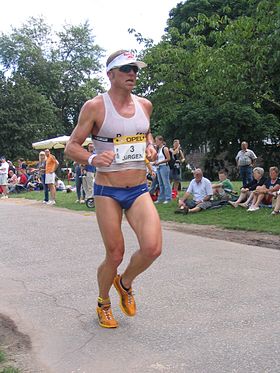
[121, 193, 162, 289]
[95, 196, 125, 299]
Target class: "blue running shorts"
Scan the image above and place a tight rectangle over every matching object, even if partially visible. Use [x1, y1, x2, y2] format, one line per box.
[94, 183, 149, 210]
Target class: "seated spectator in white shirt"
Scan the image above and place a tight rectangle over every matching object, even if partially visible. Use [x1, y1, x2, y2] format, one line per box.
[55, 177, 66, 191]
[178, 168, 213, 213]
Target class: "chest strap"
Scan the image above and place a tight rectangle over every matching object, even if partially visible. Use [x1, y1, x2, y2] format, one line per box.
[92, 135, 114, 143]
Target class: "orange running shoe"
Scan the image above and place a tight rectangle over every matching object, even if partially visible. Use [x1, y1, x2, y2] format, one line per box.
[113, 275, 136, 317]
[96, 304, 119, 328]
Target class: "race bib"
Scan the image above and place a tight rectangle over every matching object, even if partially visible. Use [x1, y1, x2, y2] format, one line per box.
[114, 135, 146, 164]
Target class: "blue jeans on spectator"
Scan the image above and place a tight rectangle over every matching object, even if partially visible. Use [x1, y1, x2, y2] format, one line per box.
[240, 165, 253, 187]
[41, 174, 49, 202]
[157, 165, 172, 202]
[149, 174, 159, 195]
[75, 171, 85, 201]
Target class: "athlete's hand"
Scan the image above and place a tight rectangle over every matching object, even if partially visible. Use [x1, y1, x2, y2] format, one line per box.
[146, 145, 157, 162]
[93, 151, 115, 167]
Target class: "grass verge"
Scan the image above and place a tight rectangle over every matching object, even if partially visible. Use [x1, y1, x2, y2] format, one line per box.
[0, 351, 5, 363]
[9, 182, 280, 235]
[0, 350, 20, 373]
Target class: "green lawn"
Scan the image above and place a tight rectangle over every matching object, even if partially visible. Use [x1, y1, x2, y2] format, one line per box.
[10, 181, 280, 236]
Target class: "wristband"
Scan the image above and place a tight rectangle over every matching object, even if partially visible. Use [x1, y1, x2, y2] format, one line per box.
[88, 153, 97, 165]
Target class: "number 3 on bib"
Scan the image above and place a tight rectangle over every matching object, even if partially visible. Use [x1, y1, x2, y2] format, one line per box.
[114, 135, 146, 164]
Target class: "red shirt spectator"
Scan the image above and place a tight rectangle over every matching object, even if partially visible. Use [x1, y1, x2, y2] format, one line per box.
[18, 170, 28, 185]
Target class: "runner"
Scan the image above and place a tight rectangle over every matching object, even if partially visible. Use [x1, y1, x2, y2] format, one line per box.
[65, 50, 162, 328]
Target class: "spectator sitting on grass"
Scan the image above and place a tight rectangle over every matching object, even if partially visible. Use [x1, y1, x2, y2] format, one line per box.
[229, 167, 266, 208]
[247, 166, 280, 212]
[17, 158, 27, 170]
[7, 169, 18, 192]
[212, 170, 233, 200]
[55, 177, 66, 191]
[177, 168, 212, 214]
[271, 190, 280, 215]
[7, 168, 28, 193]
[16, 169, 28, 191]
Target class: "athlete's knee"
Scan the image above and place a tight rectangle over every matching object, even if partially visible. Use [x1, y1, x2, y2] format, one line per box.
[106, 247, 124, 267]
[142, 243, 162, 261]
[152, 245, 162, 260]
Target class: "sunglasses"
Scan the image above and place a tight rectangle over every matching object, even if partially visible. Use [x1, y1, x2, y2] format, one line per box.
[117, 64, 139, 74]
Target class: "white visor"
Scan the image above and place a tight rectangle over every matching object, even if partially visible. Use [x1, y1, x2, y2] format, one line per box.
[106, 51, 147, 72]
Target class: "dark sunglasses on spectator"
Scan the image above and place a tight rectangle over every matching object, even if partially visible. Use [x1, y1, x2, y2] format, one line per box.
[118, 64, 139, 74]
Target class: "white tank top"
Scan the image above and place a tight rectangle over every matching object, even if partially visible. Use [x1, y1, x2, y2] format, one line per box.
[93, 93, 150, 172]
[157, 146, 166, 164]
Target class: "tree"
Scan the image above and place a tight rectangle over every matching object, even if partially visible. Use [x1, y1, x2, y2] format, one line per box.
[0, 17, 104, 159]
[167, 0, 263, 44]
[135, 0, 280, 174]
[49, 21, 104, 132]
[0, 76, 61, 160]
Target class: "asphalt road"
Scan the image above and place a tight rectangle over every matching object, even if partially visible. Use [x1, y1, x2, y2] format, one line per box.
[0, 198, 279, 373]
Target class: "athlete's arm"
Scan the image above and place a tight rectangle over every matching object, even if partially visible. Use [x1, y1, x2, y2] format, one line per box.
[139, 97, 157, 162]
[146, 132, 157, 162]
[65, 98, 115, 167]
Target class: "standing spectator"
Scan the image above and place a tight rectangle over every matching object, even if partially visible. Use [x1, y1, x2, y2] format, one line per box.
[177, 168, 213, 213]
[37, 151, 49, 204]
[45, 149, 59, 205]
[0, 156, 9, 199]
[235, 141, 257, 187]
[82, 143, 96, 200]
[154, 136, 172, 204]
[170, 139, 185, 192]
[74, 162, 86, 203]
[7, 160, 16, 174]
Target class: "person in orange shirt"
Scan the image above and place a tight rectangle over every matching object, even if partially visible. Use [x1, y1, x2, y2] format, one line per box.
[45, 149, 59, 205]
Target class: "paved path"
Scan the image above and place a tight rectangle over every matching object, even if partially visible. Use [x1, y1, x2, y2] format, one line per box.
[0, 198, 279, 373]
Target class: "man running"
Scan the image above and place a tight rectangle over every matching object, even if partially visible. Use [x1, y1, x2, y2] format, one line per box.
[65, 50, 162, 328]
